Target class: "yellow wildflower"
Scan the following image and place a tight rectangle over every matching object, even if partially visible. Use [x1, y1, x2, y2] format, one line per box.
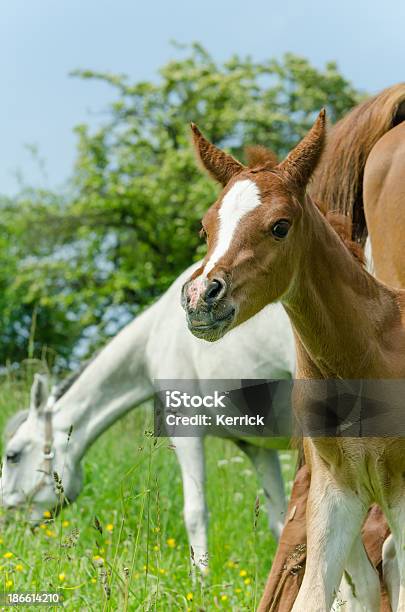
[5, 579, 13, 588]
[15, 564, 24, 572]
[92, 555, 104, 563]
[62, 520, 69, 528]
[58, 573, 65, 582]
[43, 510, 51, 518]
[235, 588, 242, 594]
[3, 552, 13, 559]
[39, 524, 46, 530]
[166, 538, 176, 548]
[221, 595, 228, 601]
[186, 592, 193, 601]
[227, 560, 236, 568]
[105, 523, 113, 533]
[153, 545, 159, 552]
[159, 568, 166, 574]
[45, 529, 56, 538]
[239, 569, 247, 577]
[244, 578, 251, 585]
[91, 577, 97, 584]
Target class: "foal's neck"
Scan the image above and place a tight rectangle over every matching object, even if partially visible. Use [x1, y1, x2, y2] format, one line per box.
[282, 201, 402, 379]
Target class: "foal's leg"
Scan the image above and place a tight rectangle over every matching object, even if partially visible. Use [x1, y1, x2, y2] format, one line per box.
[172, 436, 208, 572]
[291, 469, 365, 612]
[237, 441, 286, 539]
[336, 534, 380, 611]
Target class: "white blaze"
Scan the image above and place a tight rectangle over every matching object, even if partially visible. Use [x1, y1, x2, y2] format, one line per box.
[203, 179, 261, 276]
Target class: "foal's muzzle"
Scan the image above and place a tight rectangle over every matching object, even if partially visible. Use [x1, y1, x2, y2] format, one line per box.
[181, 276, 235, 340]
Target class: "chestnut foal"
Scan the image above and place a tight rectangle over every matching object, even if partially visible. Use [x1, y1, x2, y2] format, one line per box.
[182, 113, 405, 611]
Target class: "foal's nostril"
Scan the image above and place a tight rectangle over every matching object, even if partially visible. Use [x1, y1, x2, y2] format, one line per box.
[204, 278, 226, 303]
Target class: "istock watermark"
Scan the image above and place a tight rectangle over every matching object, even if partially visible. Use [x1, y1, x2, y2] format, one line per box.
[154, 379, 405, 438]
[155, 379, 293, 438]
[165, 390, 228, 409]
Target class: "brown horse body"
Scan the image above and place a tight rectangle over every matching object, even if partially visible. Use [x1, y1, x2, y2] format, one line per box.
[364, 121, 405, 289]
[182, 111, 405, 611]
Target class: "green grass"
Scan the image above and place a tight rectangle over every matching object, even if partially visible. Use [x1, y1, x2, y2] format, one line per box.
[0, 373, 296, 611]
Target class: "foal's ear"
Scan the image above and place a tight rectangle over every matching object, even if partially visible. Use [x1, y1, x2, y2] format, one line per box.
[30, 374, 49, 413]
[190, 123, 245, 186]
[278, 109, 326, 191]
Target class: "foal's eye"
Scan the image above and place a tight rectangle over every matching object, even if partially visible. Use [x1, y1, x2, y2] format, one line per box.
[271, 220, 290, 239]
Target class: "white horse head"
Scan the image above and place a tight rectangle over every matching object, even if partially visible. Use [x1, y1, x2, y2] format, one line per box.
[1, 373, 83, 523]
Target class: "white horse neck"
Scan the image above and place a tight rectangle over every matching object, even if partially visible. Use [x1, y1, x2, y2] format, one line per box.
[52, 305, 156, 459]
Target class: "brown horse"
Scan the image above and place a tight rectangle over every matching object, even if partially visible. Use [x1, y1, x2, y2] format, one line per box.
[260, 84, 405, 611]
[181, 113, 405, 611]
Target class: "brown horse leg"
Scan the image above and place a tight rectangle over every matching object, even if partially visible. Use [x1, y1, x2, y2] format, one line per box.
[257, 465, 309, 612]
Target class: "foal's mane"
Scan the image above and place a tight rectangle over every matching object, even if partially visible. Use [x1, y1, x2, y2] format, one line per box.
[310, 83, 405, 242]
[323, 210, 365, 266]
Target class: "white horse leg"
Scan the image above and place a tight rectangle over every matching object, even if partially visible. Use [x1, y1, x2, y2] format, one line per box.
[237, 442, 286, 539]
[292, 472, 365, 612]
[387, 504, 405, 612]
[382, 535, 399, 610]
[334, 534, 380, 611]
[171, 436, 208, 572]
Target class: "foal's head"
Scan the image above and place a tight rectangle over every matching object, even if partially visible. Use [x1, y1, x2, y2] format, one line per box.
[182, 111, 326, 341]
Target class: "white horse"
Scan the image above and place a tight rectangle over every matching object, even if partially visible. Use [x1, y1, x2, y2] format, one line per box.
[1, 262, 295, 569]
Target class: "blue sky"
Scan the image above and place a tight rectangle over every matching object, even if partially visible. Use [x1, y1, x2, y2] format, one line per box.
[1, 0, 404, 196]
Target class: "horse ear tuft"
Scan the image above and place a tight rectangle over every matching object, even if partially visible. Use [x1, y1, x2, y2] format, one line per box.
[190, 123, 245, 186]
[245, 145, 278, 169]
[30, 374, 49, 412]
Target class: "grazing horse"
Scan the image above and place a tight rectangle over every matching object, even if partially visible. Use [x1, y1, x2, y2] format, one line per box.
[1, 264, 295, 570]
[182, 113, 405, 611]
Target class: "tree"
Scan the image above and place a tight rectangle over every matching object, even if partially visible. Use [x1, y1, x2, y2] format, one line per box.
[1, 44, 363, 365]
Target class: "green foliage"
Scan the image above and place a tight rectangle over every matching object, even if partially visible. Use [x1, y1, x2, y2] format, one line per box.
[1, 44, 363, 364]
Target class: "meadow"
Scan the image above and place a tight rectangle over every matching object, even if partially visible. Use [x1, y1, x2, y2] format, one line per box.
[0, 371, 296, 611]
